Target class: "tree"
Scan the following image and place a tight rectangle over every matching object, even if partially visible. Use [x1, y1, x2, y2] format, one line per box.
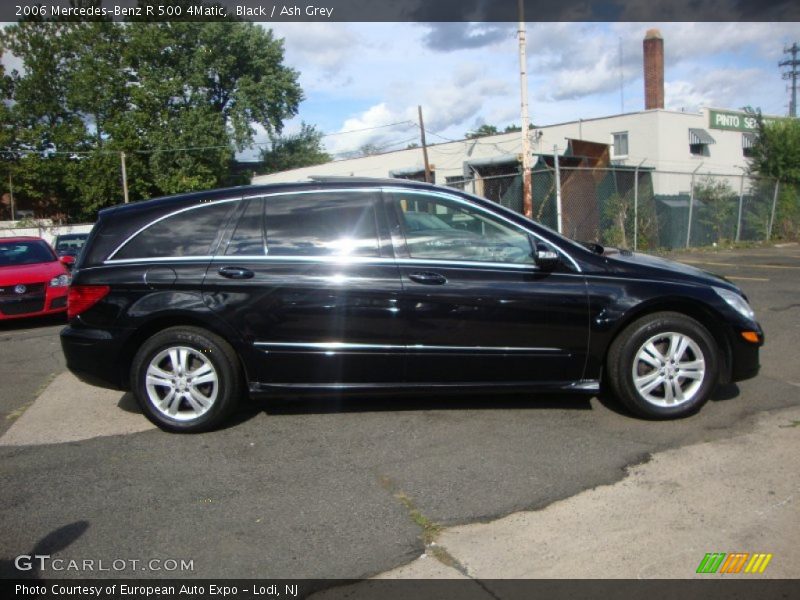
[357, 143, 383, 157]
[258, 123, 331, 174]
[0, 43, 15, 220]
[466, 124, 499, 139]
[747, 113, 800, 184]
[695, 177, 737, 243]
[0, 15, 303, 220]
[747, 112, 800, 240]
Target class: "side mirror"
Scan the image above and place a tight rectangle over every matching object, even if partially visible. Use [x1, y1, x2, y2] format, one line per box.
[59, 255, 75, 271]
[534, 243, 560, 270]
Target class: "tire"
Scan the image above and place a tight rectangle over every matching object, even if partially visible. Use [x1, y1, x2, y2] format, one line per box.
[131, 326, 242, 432]
[607, 312, 719, 419]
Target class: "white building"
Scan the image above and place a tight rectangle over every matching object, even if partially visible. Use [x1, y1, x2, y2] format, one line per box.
[254, 28, 774, 196]
[252, 106, 764, 193]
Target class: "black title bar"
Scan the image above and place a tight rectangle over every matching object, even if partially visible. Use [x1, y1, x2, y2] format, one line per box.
[3, 0, 800, 22]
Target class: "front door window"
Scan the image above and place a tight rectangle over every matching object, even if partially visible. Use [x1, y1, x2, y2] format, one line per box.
[390, 193, 534, 265]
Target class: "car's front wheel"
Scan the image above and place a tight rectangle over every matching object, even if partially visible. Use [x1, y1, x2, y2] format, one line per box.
[131, 326, 242, 432]
[607, 312, 719, 419]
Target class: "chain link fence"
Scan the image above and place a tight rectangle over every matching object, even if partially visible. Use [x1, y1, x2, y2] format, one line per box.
[446, 167, 798, 250]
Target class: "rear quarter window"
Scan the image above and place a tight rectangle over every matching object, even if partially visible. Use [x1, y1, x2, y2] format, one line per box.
[113, 201, 236, 260]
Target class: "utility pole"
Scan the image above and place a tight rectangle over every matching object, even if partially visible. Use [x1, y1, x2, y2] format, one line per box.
[553, 145, 563, 234]
[619, 37, 624, 113]
[417, 106, 432, 183]
[120, 151, 130, 204]
[780, 42, 799, 117]
[517, 0, 532, 218]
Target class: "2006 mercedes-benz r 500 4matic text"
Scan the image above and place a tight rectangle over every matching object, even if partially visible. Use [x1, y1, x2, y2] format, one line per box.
[61, 178, 764, 432]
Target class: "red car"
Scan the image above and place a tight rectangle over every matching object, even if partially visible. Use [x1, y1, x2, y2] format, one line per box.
[0, 237, 71, 321]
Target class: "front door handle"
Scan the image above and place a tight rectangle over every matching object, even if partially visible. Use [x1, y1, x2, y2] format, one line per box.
[408, 271, 447, 285]
[218, 266, 254, 279]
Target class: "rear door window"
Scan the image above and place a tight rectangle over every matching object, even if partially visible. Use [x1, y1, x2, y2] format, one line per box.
[264, 192, 380, 257]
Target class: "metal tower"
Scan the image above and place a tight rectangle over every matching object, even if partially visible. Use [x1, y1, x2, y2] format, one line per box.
[780, 42, 800, 117]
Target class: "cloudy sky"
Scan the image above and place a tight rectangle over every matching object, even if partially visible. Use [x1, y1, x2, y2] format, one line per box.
[263, 21, 799, 158]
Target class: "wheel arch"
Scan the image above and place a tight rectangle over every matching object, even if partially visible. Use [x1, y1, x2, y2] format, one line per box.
[118, 313, 251, 390]
[600, 298, 734, 386]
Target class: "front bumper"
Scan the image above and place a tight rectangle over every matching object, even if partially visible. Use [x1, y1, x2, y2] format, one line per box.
[0, 286, 67, 320]
[727, 323, 764, 383]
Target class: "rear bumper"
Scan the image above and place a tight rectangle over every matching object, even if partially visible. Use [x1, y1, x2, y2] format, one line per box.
[60, 326, 125, 390]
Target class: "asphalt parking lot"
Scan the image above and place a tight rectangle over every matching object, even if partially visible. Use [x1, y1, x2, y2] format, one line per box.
[0, 245, 798, 580]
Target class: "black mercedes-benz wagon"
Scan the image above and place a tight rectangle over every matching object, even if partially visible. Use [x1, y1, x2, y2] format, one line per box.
[61, 178, 763, 432]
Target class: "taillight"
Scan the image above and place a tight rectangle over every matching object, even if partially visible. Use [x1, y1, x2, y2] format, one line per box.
[67, 285, 110, 319]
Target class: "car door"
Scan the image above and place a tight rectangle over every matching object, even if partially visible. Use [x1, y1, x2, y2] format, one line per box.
[385, 188, 590, 386]
[202, 188, 405, 386]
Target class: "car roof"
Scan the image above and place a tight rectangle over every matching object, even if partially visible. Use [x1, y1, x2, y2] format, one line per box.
[97, 178, 441, 220]
[0, 236, 46, 243]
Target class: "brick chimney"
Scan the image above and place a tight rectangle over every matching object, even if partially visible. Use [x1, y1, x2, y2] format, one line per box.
[643, 28, 664, 110]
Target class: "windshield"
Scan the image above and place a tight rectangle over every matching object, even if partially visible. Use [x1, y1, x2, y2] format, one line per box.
[0, 240, 57, 267]
[55, 235, 88, 253]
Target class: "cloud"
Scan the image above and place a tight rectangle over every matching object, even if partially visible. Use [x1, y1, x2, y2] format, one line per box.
[322, 70, 513, 156]
[664, 81, 714, 112]
[323, 103, 417, 156]
[524, 22, 798, 105]
[420, 23, 511, 52]
[665, 68, 765, 112]
[268, 23, 359, 73]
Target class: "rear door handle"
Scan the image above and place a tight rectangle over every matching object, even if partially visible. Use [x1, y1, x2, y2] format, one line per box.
[408, 271, 447, 285]
[218, 266, 254, 279]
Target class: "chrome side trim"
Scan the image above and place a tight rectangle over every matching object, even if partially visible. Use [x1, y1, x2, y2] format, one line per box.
[564, 380, 601, 392]
[254, 341, 562, 353]
[104, 256, 215, 265]
[380, 186, 583, 273]
[101, 253, 586, 276]
[250, 380, 584, 391]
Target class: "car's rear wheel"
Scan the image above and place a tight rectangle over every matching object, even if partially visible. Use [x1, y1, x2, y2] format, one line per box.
[607, 312, 719, 419]
[131, 326, 242, 432]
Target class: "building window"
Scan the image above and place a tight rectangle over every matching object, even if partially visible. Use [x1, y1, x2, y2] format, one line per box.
[688, 128, 715, 157]
[742, 132, 756, 158]
[612, 132, 629, 157]
[689, 143, 708, 156]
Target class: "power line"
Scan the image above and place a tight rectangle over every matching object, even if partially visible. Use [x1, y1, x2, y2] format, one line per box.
[320, 120, 416, 138]
[0, 119, 420, 158]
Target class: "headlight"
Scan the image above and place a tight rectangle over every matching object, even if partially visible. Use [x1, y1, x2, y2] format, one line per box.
[49, 274, 70, 287]
[714, 287, 755, 320]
